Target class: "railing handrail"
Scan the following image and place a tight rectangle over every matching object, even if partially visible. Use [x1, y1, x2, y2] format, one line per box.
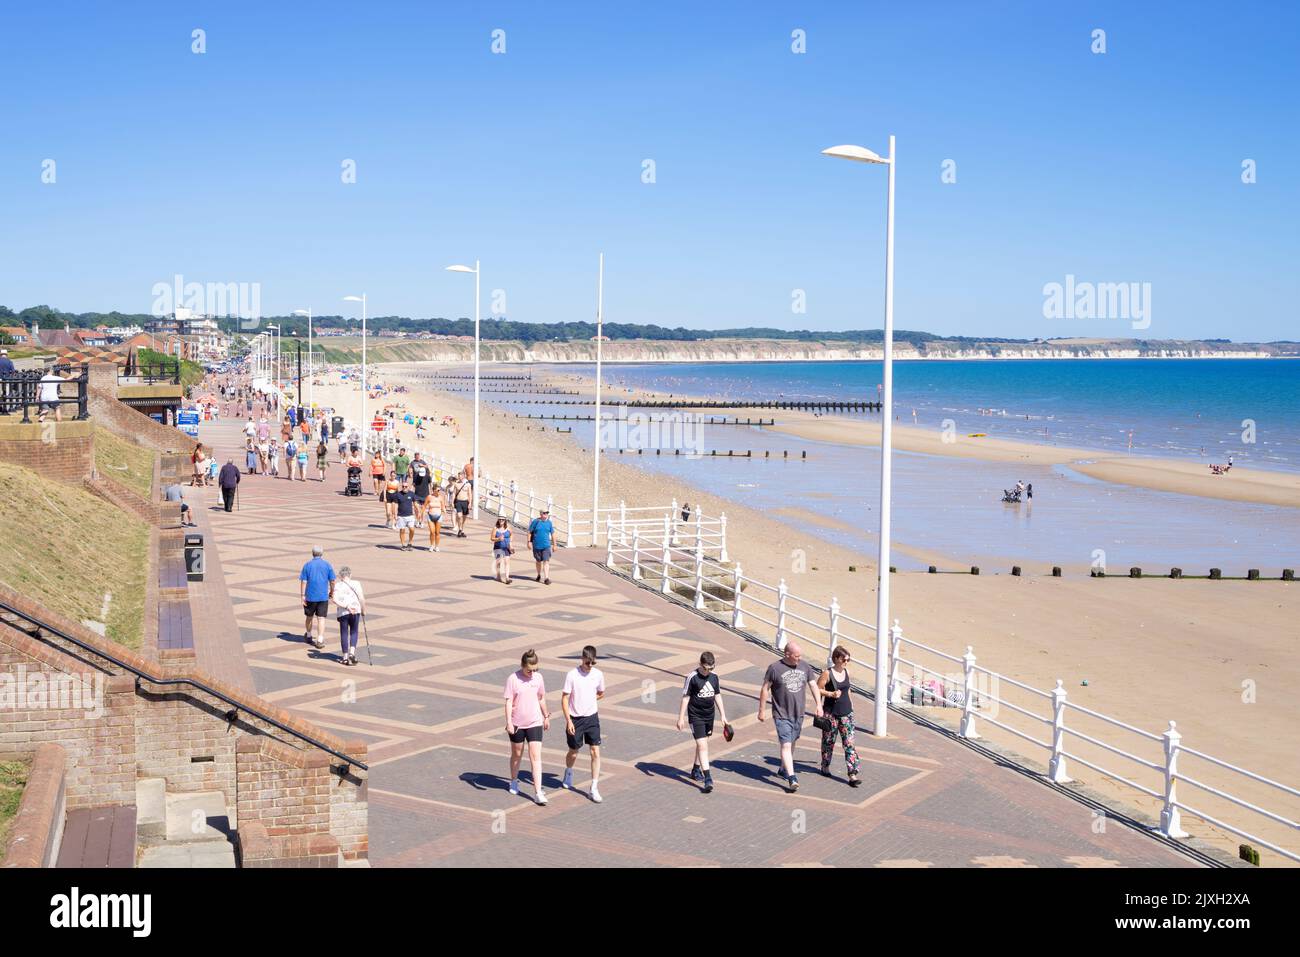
[0, 599, 369, 772]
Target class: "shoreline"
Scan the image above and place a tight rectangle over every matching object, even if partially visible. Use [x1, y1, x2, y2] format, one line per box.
[523, 364, 1300, 509]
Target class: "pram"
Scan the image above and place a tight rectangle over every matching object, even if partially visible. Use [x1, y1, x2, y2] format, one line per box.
[1001, 488, 1022, 503]
[346, 466, 363, 496]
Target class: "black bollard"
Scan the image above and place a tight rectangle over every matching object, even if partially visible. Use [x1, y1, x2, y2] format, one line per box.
[1247, 569, 1260, 580]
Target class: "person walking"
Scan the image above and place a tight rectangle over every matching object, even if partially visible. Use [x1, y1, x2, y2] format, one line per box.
[268, 438, 281, 477]
[295, 441, 309, 482]
[425, 481, 446, 552]
[382, 470, 400, 528]
[316, 438, 329, 482]
[298, 545, 335, 650]
[451, 475, 472, 537]
[257, 417, 270, 443]
[561, 645, 605, 802]
[409, 453, 431, 528]
[370, 450, 386, 497]
[504, 649, 551, 805]
[191, 443, 207, 487]
[816, 646, 861, 787]
[528, 507, 555, 585]
[219, 458, 240, 512]
[284, 436, 297, 480]
[757, 641, 823, 793]
[332, 566, 366, 666]
[244, 440, 258, 475]
[491, 518, 514, 583]
[677, 651, 730, 794]
[392, 446, 411, 485]
[393, 478, 418, 550]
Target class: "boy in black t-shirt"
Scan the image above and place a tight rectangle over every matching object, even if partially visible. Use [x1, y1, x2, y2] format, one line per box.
[677, 651, 731, 793]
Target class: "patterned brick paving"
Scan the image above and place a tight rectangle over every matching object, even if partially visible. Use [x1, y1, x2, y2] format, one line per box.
[195, 418, 1198, 868]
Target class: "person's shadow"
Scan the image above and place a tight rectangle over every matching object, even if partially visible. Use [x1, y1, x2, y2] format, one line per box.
[461, 770, 562, 792]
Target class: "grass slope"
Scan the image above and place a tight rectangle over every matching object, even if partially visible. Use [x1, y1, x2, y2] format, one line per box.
[93, 426, 156, 499]
[0, 460, 148, 648]
[0, 760, 28, 859]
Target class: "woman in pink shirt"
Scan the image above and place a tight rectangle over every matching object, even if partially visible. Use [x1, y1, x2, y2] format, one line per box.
[504, 649, 551, 805]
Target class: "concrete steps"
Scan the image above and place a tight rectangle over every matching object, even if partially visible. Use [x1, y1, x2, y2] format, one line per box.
[135, 777, 237, 868]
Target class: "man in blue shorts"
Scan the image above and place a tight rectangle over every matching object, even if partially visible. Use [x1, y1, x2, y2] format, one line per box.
[298, 545, 335, 649]
[528, 507, 555, 585]
[757, 641, 823, 792]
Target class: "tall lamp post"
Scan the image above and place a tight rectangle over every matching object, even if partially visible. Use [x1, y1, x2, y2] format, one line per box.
[265, 324, 281, 391]
[343, 295, 367, 451]
[445, 261, 481, 520]
[294, 308, 314, 409]
[823, 136, 896, 738]
[592, 253, 605, 546]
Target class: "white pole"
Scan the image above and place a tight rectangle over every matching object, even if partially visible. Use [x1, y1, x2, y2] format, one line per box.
[307, 307, 314, 409]
[592, 252, 604, 551]
[362, 294, 368, 455]
[473, 259, 481, 521]
[874, 134, 897, 739]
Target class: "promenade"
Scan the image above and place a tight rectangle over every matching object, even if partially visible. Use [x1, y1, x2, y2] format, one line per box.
[192, 416, 1197, 868]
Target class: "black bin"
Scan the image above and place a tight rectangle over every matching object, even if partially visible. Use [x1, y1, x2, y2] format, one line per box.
[332, 415, 344, 437]
[184, 533, 204, 582]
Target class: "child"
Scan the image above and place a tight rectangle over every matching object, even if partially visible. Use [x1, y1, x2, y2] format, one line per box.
[677, 651, 730, 794]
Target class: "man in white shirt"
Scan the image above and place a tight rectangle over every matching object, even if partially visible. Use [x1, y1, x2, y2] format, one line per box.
[38, 367, 65, 422]
[561, 645, 606, 802]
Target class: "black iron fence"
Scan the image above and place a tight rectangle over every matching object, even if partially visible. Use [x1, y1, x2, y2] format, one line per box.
[121, 362, 181, 385]
[0, 363, 90, 422]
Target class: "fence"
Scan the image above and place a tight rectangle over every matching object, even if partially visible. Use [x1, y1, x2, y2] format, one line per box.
[0, 364, 90, 421]
[603, 519, 1300, 865]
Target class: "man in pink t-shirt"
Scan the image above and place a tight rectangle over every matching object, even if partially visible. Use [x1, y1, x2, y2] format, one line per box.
[561, 645, 606, 803]
[504, 649, 551, 805]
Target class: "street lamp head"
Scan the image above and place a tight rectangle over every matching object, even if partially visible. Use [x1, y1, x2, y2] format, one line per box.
[293, 309, 310, 316]
[822, 144, 890, 165]
[445, 264, 475, 274]
[343, 296, 364, 302]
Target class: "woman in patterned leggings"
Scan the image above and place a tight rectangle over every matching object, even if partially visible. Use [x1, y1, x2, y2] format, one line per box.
[817, 646, 861, 787]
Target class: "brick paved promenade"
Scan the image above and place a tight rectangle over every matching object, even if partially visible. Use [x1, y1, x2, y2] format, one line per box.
[192, 417, 1197, 867]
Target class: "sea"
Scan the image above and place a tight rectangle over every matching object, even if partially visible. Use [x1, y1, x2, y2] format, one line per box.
[474, 359, 1300, 572]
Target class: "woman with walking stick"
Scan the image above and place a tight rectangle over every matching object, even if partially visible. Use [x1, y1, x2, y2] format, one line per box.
[333, 566, 366, 667]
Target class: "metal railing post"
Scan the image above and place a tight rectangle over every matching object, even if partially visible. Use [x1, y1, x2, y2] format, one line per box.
[619, 500, 627, 546]
[693, 547, 706, 609]
[632, 528, 643, 581]
[660, 527, 672, 595]
[670, 499, 681, 547]
[1048, 679, 1071, 781]
[828, 597, 840, 656]
[732, 564, 745, 629]
[1160, 721, 1190, 838]
[718, 512, 729, 562]
[888, 620, 905, 705]
[776, 579, 788, 650]
[694, 508, 704, 555]
[565, 501, 574, 548]
[960, 647, 982, 740]
[605, 517, 615, 566]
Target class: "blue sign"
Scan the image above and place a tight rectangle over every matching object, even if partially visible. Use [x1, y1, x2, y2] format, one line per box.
[177, 409, 200, 426]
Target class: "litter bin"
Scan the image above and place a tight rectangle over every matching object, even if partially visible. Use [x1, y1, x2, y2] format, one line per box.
[332, 415, 344, 437]
[184, 533, 204, 582]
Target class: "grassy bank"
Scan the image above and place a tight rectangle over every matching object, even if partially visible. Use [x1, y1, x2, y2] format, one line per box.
[94, 426, 156, 498]
[137, 347, 204, 390]
[0, 760, 27, 859]
[0, 460, 148, 648]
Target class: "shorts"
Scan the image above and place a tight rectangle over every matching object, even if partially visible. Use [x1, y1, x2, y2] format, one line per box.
[508, 725, 544, 744]
[690, 718, 714, 740]
[428, 513, 443, 524]
[39, 401, 59, 413]
[454, 499, 470, 515]
[413, 486, 430, 501]
[774, 717, 802, 744]
[493, 547, 511, 559]
[303, 599, 330, 618]
[396, 515, 415, 529]
[567, 714, 602, 749]
[532, 547, 552, 562]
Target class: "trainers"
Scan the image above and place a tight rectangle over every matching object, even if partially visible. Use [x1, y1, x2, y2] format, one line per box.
[562, 771, 573, 790]
[702, 773, 714, 794]
[535, 789, 548, 806]
[508, 779, 519, 796]
[312, 637, 325, 649]
[590, 784, 602, 803]
[433, 546, 440, 552]
[690, 764, 702, 781]
[788, 774, 800, 793]
[535, 575, 542, 583]
[544, 578, 551, 585]
[820, 765, 831, 777]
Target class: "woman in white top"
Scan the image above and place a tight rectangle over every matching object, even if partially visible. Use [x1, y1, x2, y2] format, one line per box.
[268, 439, 281, 477]
[333, 566, 367, 666]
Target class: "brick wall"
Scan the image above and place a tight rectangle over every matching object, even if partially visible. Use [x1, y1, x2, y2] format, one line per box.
[84, 474, 163, 526]
[0, 421, 94, 484]
[87, 383, 189, 453]
[0, 584, 368, 859]
[1, 743, 67, 868]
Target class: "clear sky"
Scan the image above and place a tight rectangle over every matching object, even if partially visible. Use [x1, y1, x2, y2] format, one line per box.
[1, 1, 1296, 340]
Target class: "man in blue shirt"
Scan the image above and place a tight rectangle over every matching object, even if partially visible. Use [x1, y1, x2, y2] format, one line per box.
[298, 545, 336, 649]
[528, 508, 556, 585]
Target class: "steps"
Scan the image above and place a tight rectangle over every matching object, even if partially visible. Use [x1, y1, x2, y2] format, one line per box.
[135, 777, 237, 868]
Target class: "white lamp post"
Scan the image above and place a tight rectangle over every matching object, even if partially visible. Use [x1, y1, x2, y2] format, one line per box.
[823, 136, 897, 738]
[293, 308, 314, 408]
[446, 262, 481, 520]
[266, 324, 280, 394]
[343, 295, 367, 451]
[592, 253, 605, 547]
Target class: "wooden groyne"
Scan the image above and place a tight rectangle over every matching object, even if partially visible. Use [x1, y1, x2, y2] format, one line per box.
[503, 399, 881, 411]
[513, 413, 775, 425]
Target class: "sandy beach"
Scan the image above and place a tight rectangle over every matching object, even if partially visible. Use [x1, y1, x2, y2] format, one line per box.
[300, 362, 1300, 864]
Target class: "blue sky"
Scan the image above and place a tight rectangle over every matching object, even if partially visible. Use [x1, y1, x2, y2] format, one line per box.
[1, 1, 1296, 340]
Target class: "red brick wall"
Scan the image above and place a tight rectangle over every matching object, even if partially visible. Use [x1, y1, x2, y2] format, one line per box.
[0, 742, 67, 868]
[235, 737, 331, 836]
[0, 422, 94, 484]
[88, 383, 189, 453]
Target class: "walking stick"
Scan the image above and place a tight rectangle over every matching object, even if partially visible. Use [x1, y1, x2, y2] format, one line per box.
[360, 612, 373, 666]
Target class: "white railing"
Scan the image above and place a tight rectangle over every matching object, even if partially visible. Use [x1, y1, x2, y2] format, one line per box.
[603, 519, 1300, 865]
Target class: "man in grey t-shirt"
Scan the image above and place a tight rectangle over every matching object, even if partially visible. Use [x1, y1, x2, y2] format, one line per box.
[757, 642, 822, 792]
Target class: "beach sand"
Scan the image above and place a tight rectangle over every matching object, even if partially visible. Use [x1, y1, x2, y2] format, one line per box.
[307, 365, 1300, 864]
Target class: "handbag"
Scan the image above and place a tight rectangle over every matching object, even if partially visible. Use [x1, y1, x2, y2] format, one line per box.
[812, 713, 832, 732]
